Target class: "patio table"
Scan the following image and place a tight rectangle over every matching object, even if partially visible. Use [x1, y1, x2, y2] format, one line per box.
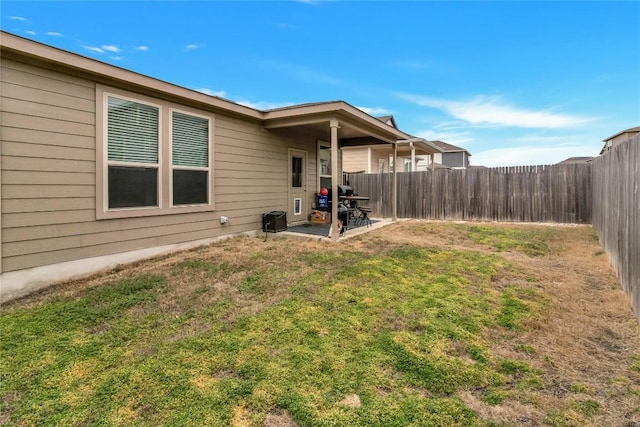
[339, 195, 372, 228]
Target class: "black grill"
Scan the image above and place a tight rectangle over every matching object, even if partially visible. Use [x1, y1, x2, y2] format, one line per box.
[338, 185, 354, 197]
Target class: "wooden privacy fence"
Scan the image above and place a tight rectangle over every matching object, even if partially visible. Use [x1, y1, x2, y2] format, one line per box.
[347, 163, 592, 223]
[347, 139, 639, 322]
[591, 135, 640, 323]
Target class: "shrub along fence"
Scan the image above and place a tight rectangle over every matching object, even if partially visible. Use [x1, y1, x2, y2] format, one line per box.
[347, 163, 592, 223]
[591, 135, 639, 323]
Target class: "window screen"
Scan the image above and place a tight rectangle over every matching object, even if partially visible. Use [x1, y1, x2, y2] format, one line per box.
[172, 111, 209, 205]
[108, 166, 158, 208]
[173, 170, 208, 205]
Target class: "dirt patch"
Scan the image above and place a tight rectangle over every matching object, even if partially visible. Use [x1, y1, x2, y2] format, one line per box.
[337, 393, 362, 408]
[263, 410, 298, 427]
[460, 391, 545, 426]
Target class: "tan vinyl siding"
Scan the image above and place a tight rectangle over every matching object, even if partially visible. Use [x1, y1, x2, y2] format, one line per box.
[1, 58, 316, 273]
[371, 147, 393, 172]
[342, 147, 370, 173]
[1, 58, 97, 272]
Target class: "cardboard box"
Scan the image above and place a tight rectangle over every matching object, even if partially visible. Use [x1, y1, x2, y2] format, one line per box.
[309, 210, 331, 224]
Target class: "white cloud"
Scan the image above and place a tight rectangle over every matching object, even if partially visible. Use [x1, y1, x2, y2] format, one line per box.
[46, 31, 63, 37]
[9, 16, 30, 23]
[414, 128, 474, 147]
[102, 45, 120, 53]
[185, 43, 204, 51]
[399, 93, 590, 129]
[82, 45, 104, 54]
[109, 56, 123, 61]
[135, 46, 149, 51]
[24, 30, 36, 35]
[195, 88, 228, 98]
[356, 106, 392, 116]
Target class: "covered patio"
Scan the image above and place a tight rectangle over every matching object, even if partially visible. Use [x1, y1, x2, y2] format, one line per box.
[263, 102, 440, 240]
[284, 217, 393, 240]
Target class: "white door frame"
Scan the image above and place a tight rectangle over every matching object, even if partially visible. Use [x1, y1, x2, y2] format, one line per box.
[288, 148, 307, 225]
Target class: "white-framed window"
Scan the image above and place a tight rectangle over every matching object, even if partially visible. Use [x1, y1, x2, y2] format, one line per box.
[106, 95, 160, 209]
[378, 159, 385, 173]
[404, 158, 413, 172]
[318, 140, 331, 190]
[171, 110, 210, 206]
[97, 85, 215, 219]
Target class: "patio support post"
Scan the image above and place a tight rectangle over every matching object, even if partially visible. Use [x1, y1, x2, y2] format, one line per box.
[431, 153, 435, 171]
[330, 119, 340, 240]
[393, 142, 398, 221]
[410, 141, 415, 172]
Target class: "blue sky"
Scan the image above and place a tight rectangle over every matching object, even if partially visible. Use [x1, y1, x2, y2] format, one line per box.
[3, 1, 639, 166]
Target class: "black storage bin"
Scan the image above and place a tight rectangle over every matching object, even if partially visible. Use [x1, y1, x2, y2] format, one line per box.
[262, 211, 287, 233]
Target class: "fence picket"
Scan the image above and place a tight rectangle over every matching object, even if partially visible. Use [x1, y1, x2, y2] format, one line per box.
[348, 163, 591, 223]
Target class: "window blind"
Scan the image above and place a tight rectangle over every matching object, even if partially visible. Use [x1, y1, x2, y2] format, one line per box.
[172, 112, 209, 168]
[107, 97, 159, 164]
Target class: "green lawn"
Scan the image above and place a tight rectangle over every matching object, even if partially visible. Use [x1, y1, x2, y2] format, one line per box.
[1, 222, 638, 426]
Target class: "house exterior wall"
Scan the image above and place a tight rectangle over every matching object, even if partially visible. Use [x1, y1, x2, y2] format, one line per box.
[442, 152, 468, 168]
[371, 148, 393, 173]
[610, 132, 639, 146]
[1, 58, 316, 280]
[417, 153, 443, 169]
[601, 131, 640, 154]
[342, 145, 422, 174]
[342, 146, 370, 173]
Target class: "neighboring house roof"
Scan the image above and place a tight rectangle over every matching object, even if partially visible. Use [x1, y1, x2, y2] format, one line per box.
[599, 125, 640, 155]
[429, 140, 472, 156]
[602, 126, 640, 142]
[556, 157, 595, 164]
[376, 115, 398, 129]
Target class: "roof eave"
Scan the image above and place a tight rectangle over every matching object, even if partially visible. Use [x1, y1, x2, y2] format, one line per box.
[0, 30, 263, 120]
[602, 126, 640, 141]
[1, 30, 412, 143]
[263, 101, 410, 143]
